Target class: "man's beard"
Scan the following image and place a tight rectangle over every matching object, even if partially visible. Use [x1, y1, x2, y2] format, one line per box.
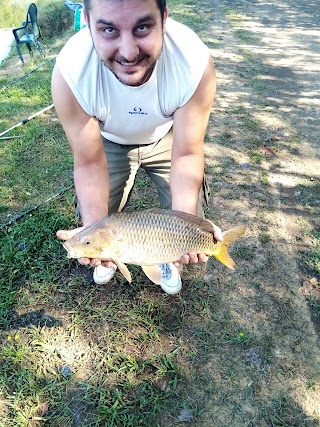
[97, 42, 163, 86]
[101, 57, 157, 86]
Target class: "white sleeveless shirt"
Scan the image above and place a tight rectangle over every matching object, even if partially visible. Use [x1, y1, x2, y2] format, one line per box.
[56, 18, 209, 145]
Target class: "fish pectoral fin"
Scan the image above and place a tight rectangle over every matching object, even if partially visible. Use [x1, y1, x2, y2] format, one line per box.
[113, 259, 132, 283]
[142, 265, 162, 285]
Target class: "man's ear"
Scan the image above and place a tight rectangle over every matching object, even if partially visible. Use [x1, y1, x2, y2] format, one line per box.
[163, 6, 168, 26]
[84, 9, 90, 28]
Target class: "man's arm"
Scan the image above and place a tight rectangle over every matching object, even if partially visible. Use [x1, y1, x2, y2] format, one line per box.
[171, 56, 216, 215]
[52, 65, 109, 227]
[52, 65, 117, 268]
[171, 57, 222, 264]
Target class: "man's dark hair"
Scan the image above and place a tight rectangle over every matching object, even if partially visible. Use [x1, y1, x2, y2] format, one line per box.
[84, 0, 167, 22]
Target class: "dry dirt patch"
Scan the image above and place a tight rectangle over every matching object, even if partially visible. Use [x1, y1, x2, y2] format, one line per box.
[185, 0, 320, 425]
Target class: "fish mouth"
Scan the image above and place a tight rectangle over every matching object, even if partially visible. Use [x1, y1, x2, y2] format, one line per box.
[63, 243, 73, 259]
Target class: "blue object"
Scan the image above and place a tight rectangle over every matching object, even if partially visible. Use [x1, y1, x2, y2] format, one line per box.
[64, 1, 86, 31]
[65, 0, 83, 12]
[73, 8, 86, 31]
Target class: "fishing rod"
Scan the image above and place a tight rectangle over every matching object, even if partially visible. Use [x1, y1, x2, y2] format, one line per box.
[0, 184, 74, 230]
[0, 103, 55, 138]
[0, 57, 56, 92]
[0, 135, 23, 140]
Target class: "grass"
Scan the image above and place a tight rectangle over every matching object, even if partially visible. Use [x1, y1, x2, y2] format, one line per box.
[307, 233, 320, 274]
[1, 192, 260, 425]
[0, 54, 73, 225]
[0, 0, 319, 426]
[234, 29, 262, 44]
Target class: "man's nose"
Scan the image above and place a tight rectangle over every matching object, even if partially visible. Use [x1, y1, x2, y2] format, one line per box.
[118, 34, 139, 62]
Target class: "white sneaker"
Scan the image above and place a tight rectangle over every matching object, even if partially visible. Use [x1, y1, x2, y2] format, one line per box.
[93, 265, 117, 285]
[159, 263, 182, 295]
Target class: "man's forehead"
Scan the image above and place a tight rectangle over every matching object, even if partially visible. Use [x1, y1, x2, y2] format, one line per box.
[90, 0, 158, 7]
[88, 0, 163, 24]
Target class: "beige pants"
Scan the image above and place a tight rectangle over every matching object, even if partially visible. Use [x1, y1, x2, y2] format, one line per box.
[75, 129, 210, 219]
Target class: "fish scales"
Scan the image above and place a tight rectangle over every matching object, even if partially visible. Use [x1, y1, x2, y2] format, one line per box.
[108, 210, 215, 264]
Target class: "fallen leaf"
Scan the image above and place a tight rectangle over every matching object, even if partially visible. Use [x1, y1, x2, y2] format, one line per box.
[310, 277, 318, 287]
[262, 145, 277, 157]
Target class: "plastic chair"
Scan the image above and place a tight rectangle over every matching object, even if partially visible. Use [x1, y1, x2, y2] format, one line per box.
[12, 3, 44, 64]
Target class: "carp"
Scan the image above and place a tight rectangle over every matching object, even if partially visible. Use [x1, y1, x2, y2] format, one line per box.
[62, 208, 246, 284]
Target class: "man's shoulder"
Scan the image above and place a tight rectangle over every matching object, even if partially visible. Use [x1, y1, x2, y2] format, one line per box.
[55, 28, 102, 118]
[164, 18, 206, 52]
[57, 28, 93, 63]
[56, 27, 99, 85]
[163, 18, 208, 70]
[158, 18, 209, 114]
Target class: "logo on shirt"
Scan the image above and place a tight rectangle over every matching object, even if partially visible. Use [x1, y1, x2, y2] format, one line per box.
[128, 107, 147, 115]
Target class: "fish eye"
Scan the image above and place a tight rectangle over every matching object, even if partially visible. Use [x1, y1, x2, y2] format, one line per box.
[85, 241, 90, 245]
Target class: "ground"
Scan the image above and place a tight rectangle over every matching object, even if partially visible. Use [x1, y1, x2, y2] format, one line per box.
[188, 0, 320, 424]
[0, 0, 319, 425]
[168, 0, 320, 424]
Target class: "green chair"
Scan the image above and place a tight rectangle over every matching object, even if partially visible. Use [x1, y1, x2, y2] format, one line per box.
[12, 3, 44, 64]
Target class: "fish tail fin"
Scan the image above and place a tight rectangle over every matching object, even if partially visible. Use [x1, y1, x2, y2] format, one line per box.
[212, 227, 246, 269]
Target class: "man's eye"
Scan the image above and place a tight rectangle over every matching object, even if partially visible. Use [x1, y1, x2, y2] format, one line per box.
[104, 27, 115, 34]
[137, 25, 148, 32]
[134, 25, 151, 37]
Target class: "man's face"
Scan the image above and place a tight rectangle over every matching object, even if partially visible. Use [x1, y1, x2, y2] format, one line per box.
[85, 0, 167, 86]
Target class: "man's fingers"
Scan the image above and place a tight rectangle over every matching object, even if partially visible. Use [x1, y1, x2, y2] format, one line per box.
[213, 225, 223, 242]
[207, 220, 223, 242]
[90, 259, 102, 267]
[180, 254, 190, 265]
[101, 260, 117, 269]
[178, 252, 209, 265]
[56, 227, 84, 241]
[77, 258, 117, 268]
[198, 253, 209, 263]
[78, 257, 91, 265]
[188, 252, 199, 264]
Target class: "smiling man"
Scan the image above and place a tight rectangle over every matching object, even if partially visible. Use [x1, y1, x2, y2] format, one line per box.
[52, 0, 222, 294]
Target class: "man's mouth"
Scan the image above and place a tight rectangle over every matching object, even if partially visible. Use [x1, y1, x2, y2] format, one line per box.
[115, 55, 147, 68]
[118, 61, 140, 67]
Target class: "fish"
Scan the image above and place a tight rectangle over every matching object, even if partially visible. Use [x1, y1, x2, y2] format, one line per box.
[62, 208, 246, 284]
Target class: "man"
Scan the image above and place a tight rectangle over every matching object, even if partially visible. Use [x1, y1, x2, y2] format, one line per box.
[52, 0, 222, 294]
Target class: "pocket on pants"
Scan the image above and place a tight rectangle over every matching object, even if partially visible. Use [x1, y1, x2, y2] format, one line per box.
[202, 174, 211, 206]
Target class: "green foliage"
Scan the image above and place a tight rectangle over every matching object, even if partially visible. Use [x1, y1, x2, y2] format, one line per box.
[0, 0, 73, 39]
[38, 1, 73, 39]
[0, 0, 28, 28]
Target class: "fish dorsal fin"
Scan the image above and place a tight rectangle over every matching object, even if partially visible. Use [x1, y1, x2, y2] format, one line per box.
[141, 265, 163, 285]
[146, 209, 216, 234]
